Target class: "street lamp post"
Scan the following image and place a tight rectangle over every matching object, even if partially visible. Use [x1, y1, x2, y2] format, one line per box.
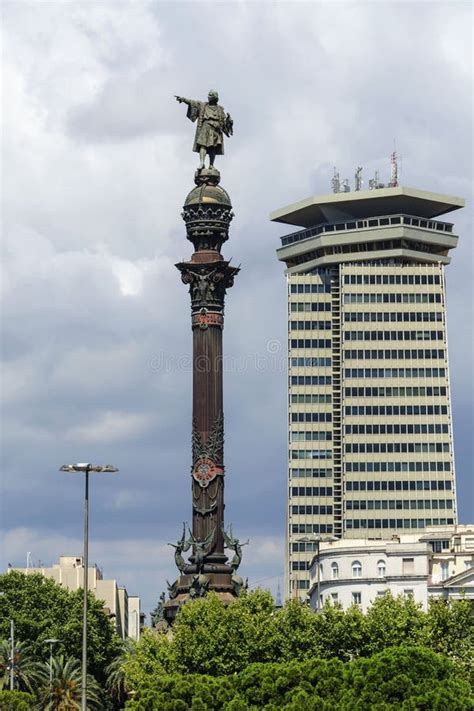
[60, 463, 118, 711]
[296, 535, 337, 612]
[0, 593, 14, 691]
[316, 540, 321, 613]
[44, 639, 59, 688]
[0, 593, 15, 691]
[9, 618, 14, 691]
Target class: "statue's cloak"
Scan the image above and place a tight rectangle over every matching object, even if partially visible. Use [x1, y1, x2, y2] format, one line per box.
[186, 100, 230, 155]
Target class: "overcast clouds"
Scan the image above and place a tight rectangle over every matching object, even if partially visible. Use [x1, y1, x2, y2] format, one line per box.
[1, 1, 472, 613]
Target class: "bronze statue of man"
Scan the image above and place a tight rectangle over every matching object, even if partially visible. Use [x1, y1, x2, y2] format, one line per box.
[175, 90, 233, 170]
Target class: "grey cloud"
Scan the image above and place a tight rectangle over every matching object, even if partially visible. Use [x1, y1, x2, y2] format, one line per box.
[67, 69, 183, 142]
[1, 0, 472, 612]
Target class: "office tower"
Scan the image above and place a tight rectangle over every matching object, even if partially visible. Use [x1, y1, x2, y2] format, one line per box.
[272, 185, 464, 597]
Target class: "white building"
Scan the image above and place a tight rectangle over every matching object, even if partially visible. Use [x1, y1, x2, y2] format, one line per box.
[308, 525, 474, 611]
[11, 555, 141, 640]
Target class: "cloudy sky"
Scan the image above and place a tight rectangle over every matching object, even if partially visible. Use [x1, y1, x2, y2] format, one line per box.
[1, 0, 472, 615]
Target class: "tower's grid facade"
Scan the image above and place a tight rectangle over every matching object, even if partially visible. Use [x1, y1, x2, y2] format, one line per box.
[273, 187, 463, 597]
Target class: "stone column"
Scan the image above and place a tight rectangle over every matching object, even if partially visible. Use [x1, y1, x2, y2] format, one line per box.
[163, 169, 240, 622]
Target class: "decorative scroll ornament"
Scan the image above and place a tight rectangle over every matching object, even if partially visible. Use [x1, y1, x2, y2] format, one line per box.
[192, 308, 224, 330]
[193, 496, 218, 516]
[192, 457, 222, 487]
[191, 412, 224, 490]
[192, 414, 224, 488]
[193, 474, 218, 514]
[193, 474, 218, 515]
[186, 267, 220, 306]
[177, 263, 239, 312]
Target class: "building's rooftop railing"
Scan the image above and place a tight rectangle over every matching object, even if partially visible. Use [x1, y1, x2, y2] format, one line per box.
[280, 214, 454, 248]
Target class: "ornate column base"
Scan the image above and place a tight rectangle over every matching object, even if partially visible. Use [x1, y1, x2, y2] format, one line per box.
[163, 570, 246, 625]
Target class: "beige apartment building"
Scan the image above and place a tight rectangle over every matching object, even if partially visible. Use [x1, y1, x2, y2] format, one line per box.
[12, 556, 141, 640]
[272, 186, 464, 598]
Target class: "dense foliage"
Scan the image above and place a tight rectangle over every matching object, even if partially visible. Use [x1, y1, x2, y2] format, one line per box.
[0, 571, 123, 708]
[124, 590, 474, 709]
[36, 654, 103, 709]
[125, 590, 473, 679]
[0, 640, 42, 693]
[1, 576, 473, 709]
[0, 690, 36, 710]
[0, 571, 120, 686]
[124, 646, 474, 710]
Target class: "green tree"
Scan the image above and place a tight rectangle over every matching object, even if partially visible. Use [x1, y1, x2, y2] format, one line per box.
[312, 600, 366, 660]
[171, 590, 280, 676]
[35, 654, 102, 710]
[223, 587, 281, 667]
[341, 645, 474, 710]
[124, 647, 474, 710]
[106, 638, 136, 709]
[426, 597, 474, 682]
[0, 689, 36, 710]
[124, 672, 236, 710]
[361, 592, 428, 657]
[274, 599, 319, 661]
[125, 591, 474, 687]
[0, 571, 120, 686]
[123, 628, 173, 694]
[0, 640, 42, 694]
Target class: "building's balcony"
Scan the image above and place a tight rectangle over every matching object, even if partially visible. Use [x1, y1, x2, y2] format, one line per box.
[280, 214, 454, 248]
[277, 215, 458, 273]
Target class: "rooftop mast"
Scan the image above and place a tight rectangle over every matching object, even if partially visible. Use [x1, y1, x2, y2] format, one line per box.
[389, 151, 399, 187]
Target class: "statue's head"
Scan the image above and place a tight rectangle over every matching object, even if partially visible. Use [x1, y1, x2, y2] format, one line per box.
[208, 90, 219, 104]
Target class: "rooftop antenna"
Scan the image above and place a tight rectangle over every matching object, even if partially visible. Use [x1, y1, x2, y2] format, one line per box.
[389, 150, 399, 187]
[369, 170, 385, 190]
[355, 166, 363, 191]
[369, 170, 378, 190]
[342, 178, 350, 193]
[331, 167, 341, 194]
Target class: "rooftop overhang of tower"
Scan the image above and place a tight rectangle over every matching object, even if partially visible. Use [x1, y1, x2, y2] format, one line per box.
[270, 186, 465, 228]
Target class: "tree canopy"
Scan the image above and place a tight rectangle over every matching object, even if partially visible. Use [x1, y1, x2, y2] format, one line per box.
[123, 590, 474, 709]
[124, 646, 473, 710]
[0, 571, 121, 688]
[1, 576, 473, 710]
[0, 690, 36, 710]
